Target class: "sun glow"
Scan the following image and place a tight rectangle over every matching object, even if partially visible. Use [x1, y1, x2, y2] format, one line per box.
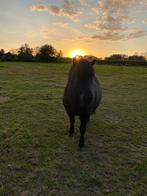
[69, 49, 86, 58]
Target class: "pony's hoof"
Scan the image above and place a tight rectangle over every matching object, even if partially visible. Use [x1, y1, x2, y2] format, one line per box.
[78, 145, 85, 151]
[78, 142, 85, 149]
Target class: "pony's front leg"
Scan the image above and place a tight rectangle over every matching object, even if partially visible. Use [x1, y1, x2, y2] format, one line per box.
[79, 115, 89, 148]
[69, 114, 75, 137]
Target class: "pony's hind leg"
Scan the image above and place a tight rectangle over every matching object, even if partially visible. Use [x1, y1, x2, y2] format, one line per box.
[79, 114, 90, 148]
[69, 114, 75, 137]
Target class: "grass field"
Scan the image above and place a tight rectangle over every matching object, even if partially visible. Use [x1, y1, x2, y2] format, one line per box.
[0, 62, 147, 195]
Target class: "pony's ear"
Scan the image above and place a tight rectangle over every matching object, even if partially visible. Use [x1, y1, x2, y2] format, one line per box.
[84, 55, 97, 66]
[90, 58, 97, 66]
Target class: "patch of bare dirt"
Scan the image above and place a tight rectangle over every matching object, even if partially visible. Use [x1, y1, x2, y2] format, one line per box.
[0, 96, 9, 103]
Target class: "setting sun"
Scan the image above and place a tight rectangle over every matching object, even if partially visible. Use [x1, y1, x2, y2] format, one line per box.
[69, 49, 86, 58]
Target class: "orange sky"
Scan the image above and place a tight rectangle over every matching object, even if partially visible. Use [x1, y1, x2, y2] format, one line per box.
[0, 0, 147, 58]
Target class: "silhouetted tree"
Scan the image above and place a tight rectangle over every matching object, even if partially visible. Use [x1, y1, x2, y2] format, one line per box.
[18, 44, 33, 61]
[36, 44, 57, 62]
[2, 52, 17, 61]
[128, 55, 146, 61]
[55, 50, 64, 62]
[105, 54, 128, 61]
[58, 50, 63, 58]
[0, 49, 5, 60]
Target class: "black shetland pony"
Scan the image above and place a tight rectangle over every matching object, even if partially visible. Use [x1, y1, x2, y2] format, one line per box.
[63, 56, 102, 148]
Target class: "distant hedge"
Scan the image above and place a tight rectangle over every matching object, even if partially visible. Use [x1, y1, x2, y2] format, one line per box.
[96, 60, 147, 67]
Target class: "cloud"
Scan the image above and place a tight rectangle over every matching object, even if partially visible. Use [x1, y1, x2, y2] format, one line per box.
[49, 5, 61, 16]
[79, 29, 147, 41]
[30, 0, 147, 41]
[52, 22, 69, 28]
[143, 19, 147, 24]
[62, 0, 81, 18]
[31, 0, 81, 20]
[84, 0, 147, 40]
[31, 5, 61, 15]
[127, 30, 147, 39]
[92, 0, 138, 31]
[79, 0, 87, 5]
[30, 5, 48, 12]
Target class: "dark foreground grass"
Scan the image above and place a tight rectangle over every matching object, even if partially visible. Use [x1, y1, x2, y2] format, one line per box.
[0, 62, 147, 195]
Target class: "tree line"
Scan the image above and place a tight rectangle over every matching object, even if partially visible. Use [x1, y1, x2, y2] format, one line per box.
[0, 44, 147, 66]
[97, 54, 147, 66]
[104, 54, 146, 61]
[0, 44, 70, 63]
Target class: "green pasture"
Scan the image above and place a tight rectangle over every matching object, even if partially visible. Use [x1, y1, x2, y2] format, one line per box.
[0, 62, 147, 195]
